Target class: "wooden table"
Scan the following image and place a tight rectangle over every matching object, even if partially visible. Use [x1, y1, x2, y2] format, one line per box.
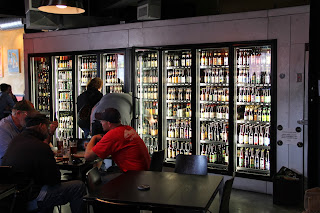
[87, 171, 224, 212]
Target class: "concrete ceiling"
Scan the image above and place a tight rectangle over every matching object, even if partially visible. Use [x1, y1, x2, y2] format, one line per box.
[0, 0, 310, 32]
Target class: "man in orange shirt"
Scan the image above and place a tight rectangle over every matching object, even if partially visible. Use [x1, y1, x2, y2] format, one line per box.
[85, 108, 150, 181]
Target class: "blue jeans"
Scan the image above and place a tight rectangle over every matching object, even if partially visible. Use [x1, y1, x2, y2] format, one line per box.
[37, 180, 86, 213]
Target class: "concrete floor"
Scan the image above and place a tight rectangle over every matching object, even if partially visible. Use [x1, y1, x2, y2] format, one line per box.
[56, 188, 304, 213]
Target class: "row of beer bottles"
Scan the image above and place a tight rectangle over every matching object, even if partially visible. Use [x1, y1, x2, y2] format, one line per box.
[137, 120, 158, 136]
[138, 86, 158, 100]
[166, 52, 192, 67]
[238, 87, 271, 103]
[238, 124, 270, 146]
[167, 87, 191, 101]
[137, 69, 159, 84]
[81, 56, 97, 70]
[237, 48, 271, 67]
[242, 105, 271, 122]
[201, 122, 228, 143]
[58, 81, 72, 91]
[58, 71, 72, 80]
[200, 104, 229, 120]
[202, 68, 229, 84]
[167, 69, 192, 84]
[200, 144, 229, 165]
[59, 101, 72, 111]
[58, 56, 72, 69]
[167, 120, 192, 139]
[200, 87, 229, 102]
[38, 83, 50, 97]
[137, 53, 158, 68]
[144, 101, 158, 117]
[106, 71, 123, 84]
[38, 71, 49, 84]
[167, 103, 191, 118]
[144, 137, 159, 155]
[200, 50, 229, 67]
[59, 116, 73, 129]
[38, 97, 50, 111]
[106, 55, 117, 69]
[167, 140, 192, 158]
[81, 71, 97, 85]
[57, 129, 73, 139]
[106, 86, 123, 94]
[238, 148, 270, 170]
[237, 69, 271, 84]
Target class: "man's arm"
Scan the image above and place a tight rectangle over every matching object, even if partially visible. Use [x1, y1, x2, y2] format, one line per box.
[84, 134, 103, 161]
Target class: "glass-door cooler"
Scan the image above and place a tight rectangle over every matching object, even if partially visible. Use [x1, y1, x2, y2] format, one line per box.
[53, 55, 74, 139]
[135, 49, 160, 154]
[30, 56, 52, 117]
[197, 47, 230, 171]
[102, 53, 125, 94]
[234, 44, 275, 178]
[163, 49, 193, 162]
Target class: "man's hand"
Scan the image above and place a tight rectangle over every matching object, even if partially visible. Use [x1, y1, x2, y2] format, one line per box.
[49, 121, 58, 135]
[84, 134, 103, 161]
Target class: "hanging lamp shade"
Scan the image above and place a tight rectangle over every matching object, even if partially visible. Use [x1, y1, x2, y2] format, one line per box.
[38, 0, 85, 14]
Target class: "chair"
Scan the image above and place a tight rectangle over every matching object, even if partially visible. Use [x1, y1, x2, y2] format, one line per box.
[219, 177, 234, 213]
[149, 150, 165, 172]
[86, 167, 102, 194]
[174, 154, 208, 175]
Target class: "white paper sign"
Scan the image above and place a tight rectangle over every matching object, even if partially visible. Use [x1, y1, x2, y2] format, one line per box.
[278, 128, 301, 145]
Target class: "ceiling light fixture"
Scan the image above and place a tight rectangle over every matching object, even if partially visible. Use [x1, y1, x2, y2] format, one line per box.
[38, 0, 85, 15]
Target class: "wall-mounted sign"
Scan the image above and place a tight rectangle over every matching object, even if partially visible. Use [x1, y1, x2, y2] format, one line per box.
[8, 49, 19, 74]
[278, 128, 301, 145]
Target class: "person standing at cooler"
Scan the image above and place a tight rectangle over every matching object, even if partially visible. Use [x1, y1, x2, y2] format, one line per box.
[85, 108, 150, 181]
[77, 77, 103, 138]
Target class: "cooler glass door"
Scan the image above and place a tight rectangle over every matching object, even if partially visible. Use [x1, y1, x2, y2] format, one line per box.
[234, 45, 272, 176]
[197, 47, 230, 171]
[135, 49, 159, 154]
[163, 49, 193, 162]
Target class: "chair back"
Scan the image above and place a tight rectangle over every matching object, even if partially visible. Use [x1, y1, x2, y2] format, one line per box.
[219, 177, 234, 213]
[149, 150, 164, 172]
[174, 154, 208, 175]
[86, 167, 102, 194]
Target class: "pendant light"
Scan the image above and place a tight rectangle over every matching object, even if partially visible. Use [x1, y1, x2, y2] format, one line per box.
[38, 0, 85, 14]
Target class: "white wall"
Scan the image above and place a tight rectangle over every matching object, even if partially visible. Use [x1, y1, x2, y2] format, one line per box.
[24, 5, 310, 194]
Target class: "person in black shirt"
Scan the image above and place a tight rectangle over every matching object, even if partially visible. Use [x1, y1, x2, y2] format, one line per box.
[77, 77, 103, 138]
[2, 113, 86, 213]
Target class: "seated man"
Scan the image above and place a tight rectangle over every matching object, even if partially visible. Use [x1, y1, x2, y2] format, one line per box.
[1, 113, 86, 213]
[0, 100, 57, 165]
[85, 108, 150, 182]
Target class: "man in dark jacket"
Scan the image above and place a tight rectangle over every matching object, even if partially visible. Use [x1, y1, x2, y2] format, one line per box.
[2, 113, 86, 213]
[77, 77, 103, 138]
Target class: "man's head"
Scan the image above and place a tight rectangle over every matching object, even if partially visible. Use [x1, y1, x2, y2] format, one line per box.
[95, 108, 121, 132]
[25, 113, 51, 141]
[0, 83, 10, 93]
[11, 100, 36, 129]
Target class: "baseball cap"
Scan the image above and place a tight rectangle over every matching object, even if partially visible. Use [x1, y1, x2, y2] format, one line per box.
[25, 113, 51, 127]
[95, 108, 121, 123]
[13, 100, 36, 112]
